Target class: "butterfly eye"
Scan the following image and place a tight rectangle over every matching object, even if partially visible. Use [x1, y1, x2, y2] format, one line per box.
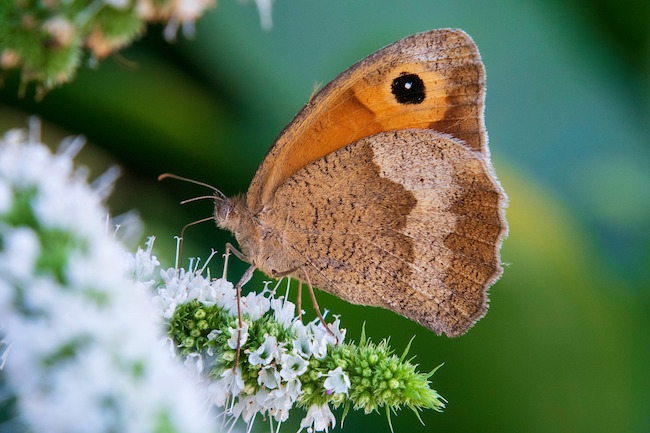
[391, 72, 426, 104]
[214, 198, 231, 223]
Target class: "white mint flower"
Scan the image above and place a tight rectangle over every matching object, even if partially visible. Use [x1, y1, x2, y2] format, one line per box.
[323, 366, 351, 395]
[293, 322, 313, 358]
[313, 315, 346, 346]
[220, 367, 245, 398]
[0, 123, 213, 433]
[146, 247, 357, 431]
[299, 404, 336, 433]
[212, 278, 237, 311]
[266, 386, 294, 423]
[279, 352, 308, 380]
[149, 253, 360, 433]
[184, 352, 204, 377]
[249, 335, 278, 366]
[241, 289, 272, 320]
[231, 393, 263, 424]
[227, 321, 249, 349]
[126, 236, 160, 287]
[310, 334, 330, 360]
[258, 366, 281, 389]
[271, 297, 297, 328]
[285, 377, 302, 400]
[154, 261, 222, 319]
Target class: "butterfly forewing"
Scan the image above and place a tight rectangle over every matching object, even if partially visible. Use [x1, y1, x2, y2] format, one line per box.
[247, 29, 487, 213]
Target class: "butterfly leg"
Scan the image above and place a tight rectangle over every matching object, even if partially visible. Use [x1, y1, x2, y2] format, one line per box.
[232, 264, 256, 371]
[223, 242, 249, 280]
[272, 268, 336, 342]
[223, 242, 255, 371]
[303, 271, 338, 345]
[270, 268, 304, 321]
[296, 279, 303, 321]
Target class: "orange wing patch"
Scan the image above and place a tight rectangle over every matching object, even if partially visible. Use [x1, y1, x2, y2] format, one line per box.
[247, 29, 486, 212]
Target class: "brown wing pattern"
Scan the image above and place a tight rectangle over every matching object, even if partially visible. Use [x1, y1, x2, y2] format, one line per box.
[265, 130, 507, 336]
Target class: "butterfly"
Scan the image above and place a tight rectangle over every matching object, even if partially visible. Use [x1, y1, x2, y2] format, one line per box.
[170, 28, 507, 337]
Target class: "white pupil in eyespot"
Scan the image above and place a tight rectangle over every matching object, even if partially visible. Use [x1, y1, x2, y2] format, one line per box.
[404, 82, 412, 89]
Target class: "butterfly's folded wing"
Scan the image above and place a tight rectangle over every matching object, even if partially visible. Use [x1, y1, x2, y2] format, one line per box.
[268, 130, 507, 336]
[247, 29, 487, 214]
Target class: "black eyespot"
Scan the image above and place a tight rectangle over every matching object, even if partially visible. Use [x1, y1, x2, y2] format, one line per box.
[391, 72, 425, 104]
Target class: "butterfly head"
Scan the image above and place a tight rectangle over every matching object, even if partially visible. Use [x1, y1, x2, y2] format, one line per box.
[213, 194, 254, 237]
[213, 194, 232, 227]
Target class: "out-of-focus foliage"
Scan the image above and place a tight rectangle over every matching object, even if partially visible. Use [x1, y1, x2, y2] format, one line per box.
[0, 0, 648, 432]
[0, 0, 215, 93]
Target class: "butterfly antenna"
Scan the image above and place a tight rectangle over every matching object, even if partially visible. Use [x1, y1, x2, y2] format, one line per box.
[158, 173, 227, 199]
[180, 195, 215, 205]
[180, 216, 215, 239]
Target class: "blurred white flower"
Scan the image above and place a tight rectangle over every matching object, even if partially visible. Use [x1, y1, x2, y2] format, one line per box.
[0, 122, 213, 433]
[0, 179, 12, 213]
[43, 16, 76, 46]
[0, 227, 40, 282]
[162, 0, 216, 40]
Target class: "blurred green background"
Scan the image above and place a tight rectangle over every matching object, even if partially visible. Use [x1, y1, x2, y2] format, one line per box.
[1, 0, 649, 432]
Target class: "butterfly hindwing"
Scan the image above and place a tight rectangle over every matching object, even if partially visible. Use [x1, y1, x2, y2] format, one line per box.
[262, 129, 507, 336]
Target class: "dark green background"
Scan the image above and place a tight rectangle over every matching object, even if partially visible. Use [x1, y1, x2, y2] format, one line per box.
[1, 0, 649, 432]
